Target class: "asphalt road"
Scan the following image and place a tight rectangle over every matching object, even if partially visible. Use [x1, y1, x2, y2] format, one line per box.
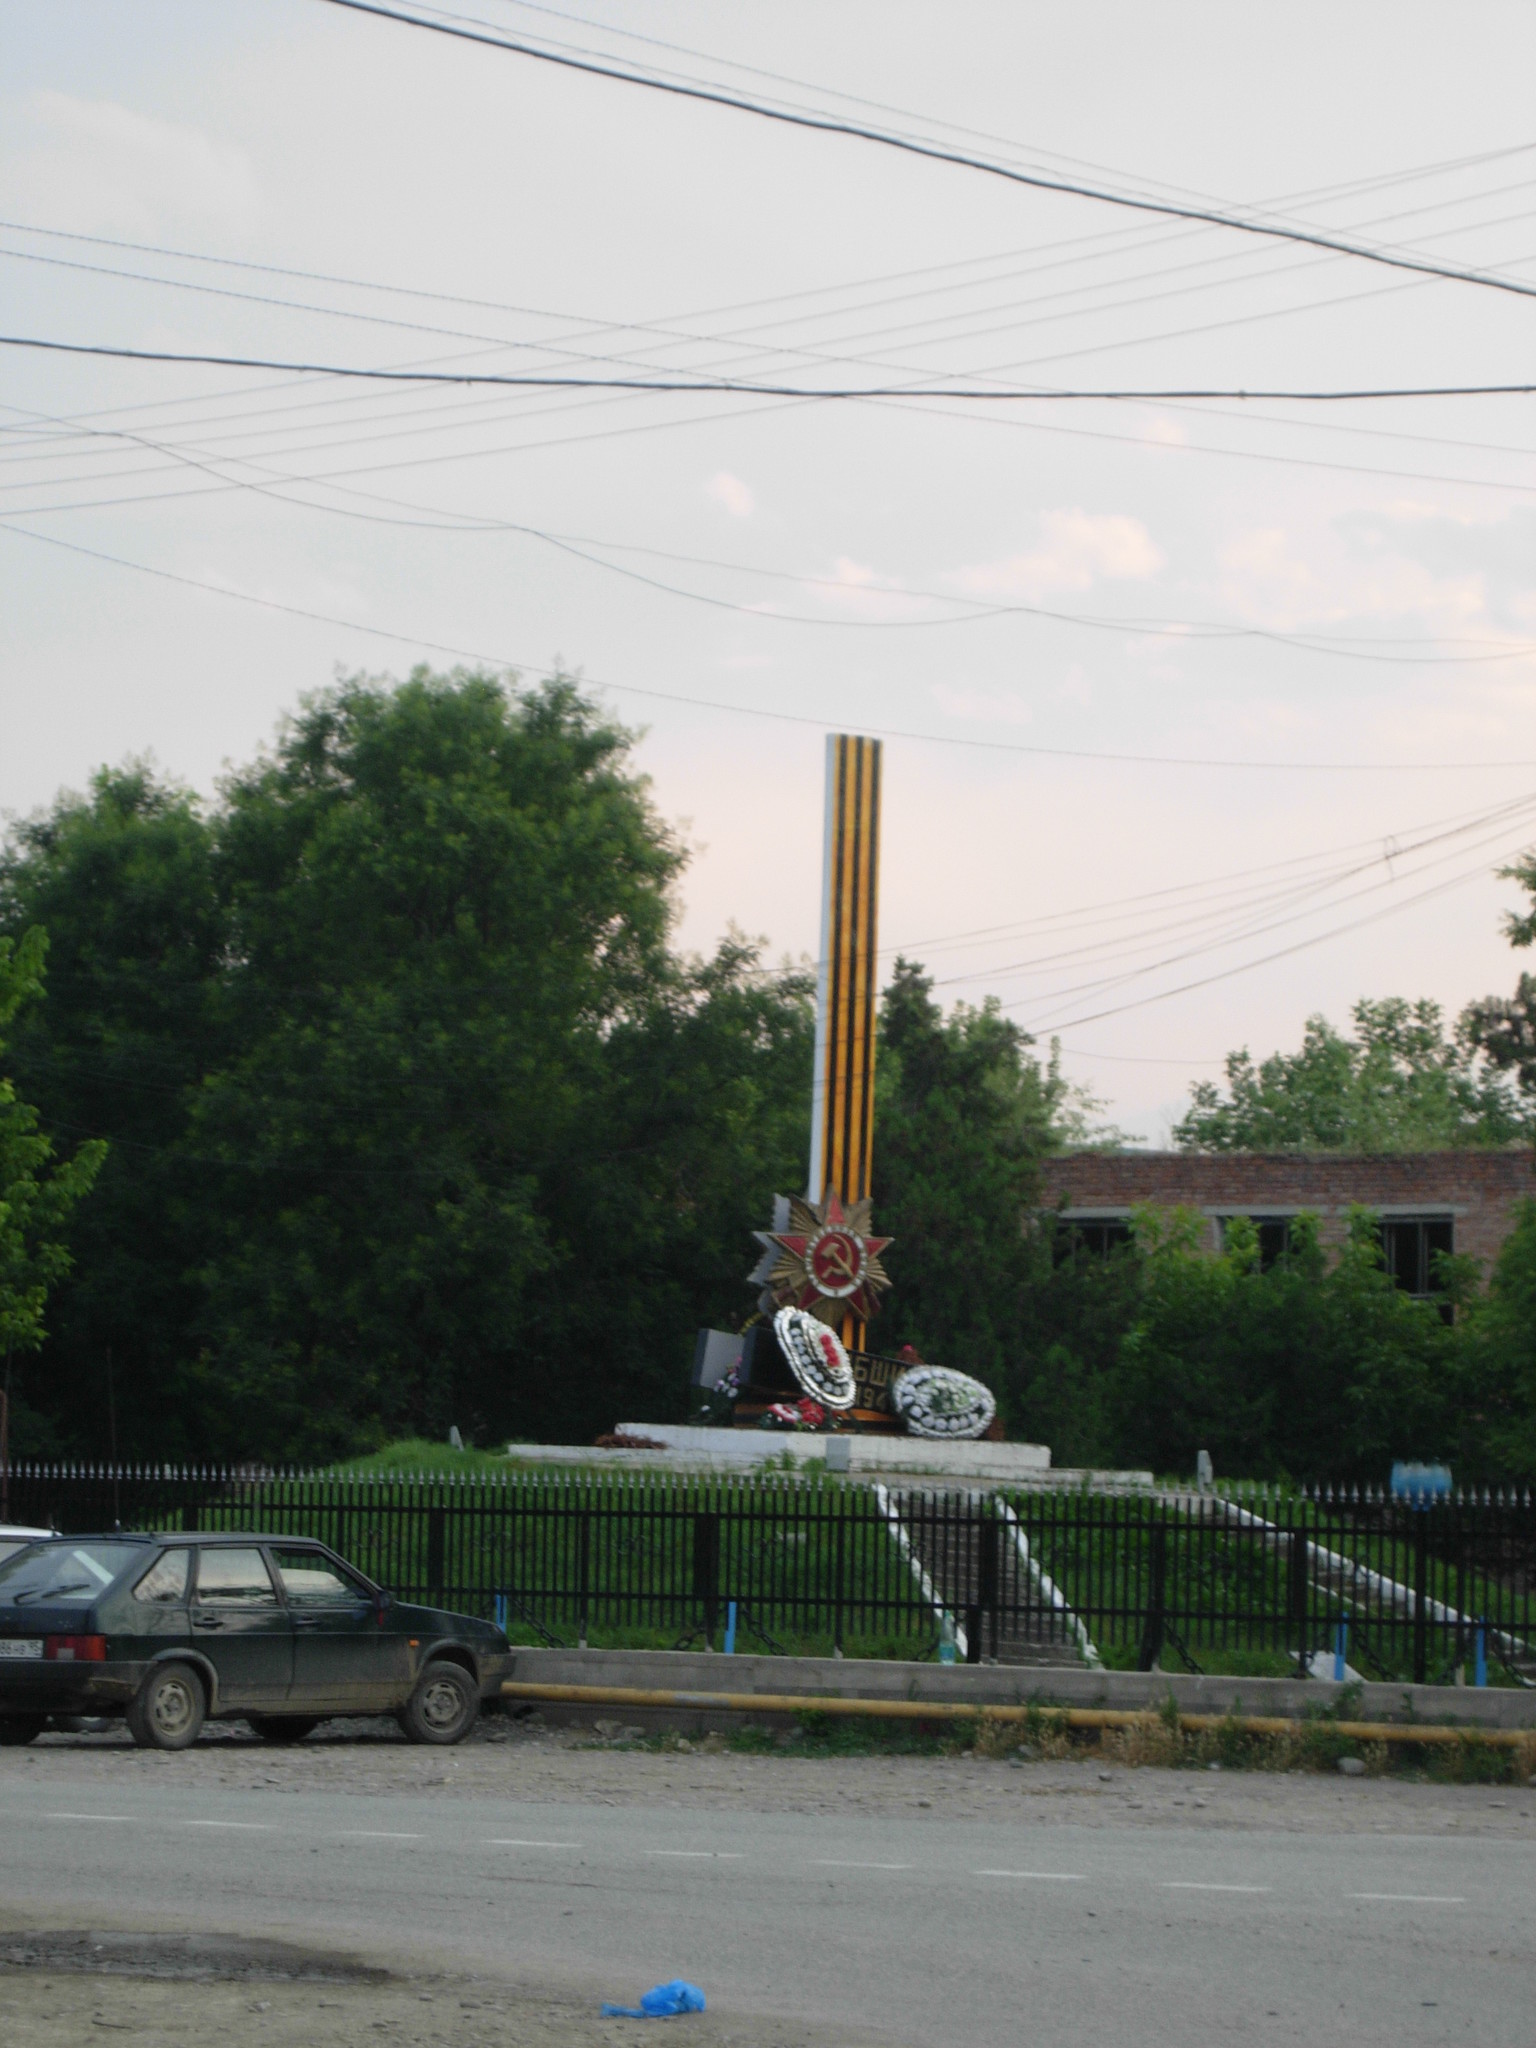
[2, 1764, 1532, 2046]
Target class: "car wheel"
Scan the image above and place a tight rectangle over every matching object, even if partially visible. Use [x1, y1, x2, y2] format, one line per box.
[399, 1661, 479, 1745]
[247, 1716, 321, 1744]
[126, 1662, 206, 1751]
[0, 1714, 47, 1747]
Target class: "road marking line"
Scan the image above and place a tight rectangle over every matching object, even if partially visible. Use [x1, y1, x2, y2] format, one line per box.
[974, 1870, 1086, 1882]
[46, 1813, 133, 1822]
[1350, 1893, 1466, 1904]
[645, 1850, 745, 1860]
[1162, 1882, 1270, 1893]
[341, 1831, 422, 1840]
[484, 1839, 582, 1848]
[183, 1820, 274, 1831]
[814, 1860, 911, 1871]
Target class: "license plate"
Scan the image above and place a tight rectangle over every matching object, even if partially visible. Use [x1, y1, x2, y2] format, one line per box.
[0, 1638, 43, 1659]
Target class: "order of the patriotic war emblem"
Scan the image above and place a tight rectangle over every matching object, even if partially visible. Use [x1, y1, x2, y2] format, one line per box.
[751, 1187, 892, 1327]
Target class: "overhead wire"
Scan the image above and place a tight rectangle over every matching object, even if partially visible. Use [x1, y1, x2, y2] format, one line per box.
[5, 333, 1532, 401]
[5, 392, 1530, 666]
[6, 514, 1536, 774]
[316, 0, 1536, 304]
[945, 796, 1536, 998]
[7, 162, 1534, 526]
[6, 139, 1532, 468]
[1027, 829, 1536, 1033]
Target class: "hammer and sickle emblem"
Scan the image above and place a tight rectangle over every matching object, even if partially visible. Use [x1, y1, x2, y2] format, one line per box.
[817, 1233, 859, 1284]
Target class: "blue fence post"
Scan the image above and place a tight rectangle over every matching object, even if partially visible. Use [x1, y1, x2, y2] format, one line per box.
[1475, 1622, 1487, 1688]
[723, 1600, 737, 1656]
[1334, 1616, 1348, 1683]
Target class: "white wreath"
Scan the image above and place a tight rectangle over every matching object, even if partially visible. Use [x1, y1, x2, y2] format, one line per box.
[772, 1307, 856, 1411]
[893, 1364, 996, 1439]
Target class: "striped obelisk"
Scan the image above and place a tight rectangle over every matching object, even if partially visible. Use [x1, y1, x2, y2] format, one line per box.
[807, 733, 883, 1350]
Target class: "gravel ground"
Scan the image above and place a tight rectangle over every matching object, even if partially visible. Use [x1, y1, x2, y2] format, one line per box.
[5, 1709, 1535, 1837]
[0, 1956, 884, 2048]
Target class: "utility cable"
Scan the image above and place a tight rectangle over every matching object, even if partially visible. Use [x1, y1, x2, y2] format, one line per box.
[6, 332, 1530, 400]
[316, 0, 1536, 304]
[1027, 831, 1536, 1033]
[6, 514, 1536, 774]
[5, 394, 1529, 665]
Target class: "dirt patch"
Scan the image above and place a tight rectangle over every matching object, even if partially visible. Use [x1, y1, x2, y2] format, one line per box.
[0, 1957, 884, 2048]
[0, 1930, 388, 1982]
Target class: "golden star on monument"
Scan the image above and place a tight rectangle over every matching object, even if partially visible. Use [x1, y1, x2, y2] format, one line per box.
[752, 1186, 893, 1327]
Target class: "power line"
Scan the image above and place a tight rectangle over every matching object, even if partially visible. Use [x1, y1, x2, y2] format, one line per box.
[1027, 832, 1536, 1033]
[6, 514, 1536, 775]
[6, 333, 1532, 401]
[6, 397, 1529, 665]
[482, 0, 1536, 230]
[316, 0, 1536, 305]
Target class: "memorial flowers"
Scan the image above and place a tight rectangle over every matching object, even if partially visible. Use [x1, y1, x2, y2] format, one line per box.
[892, 1364, 996, 1440]
[760, 1397, 827, 1432]
[772, 1306, 856, 1410]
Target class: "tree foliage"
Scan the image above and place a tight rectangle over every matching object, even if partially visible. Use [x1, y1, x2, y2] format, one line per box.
[0, 928, 105, 1377]
[1, 671, 811, 1460]
[872, 962, 1056, 1387]
[1008, 1205, 1479, 1483]
[1173, 997, 1527, 1152]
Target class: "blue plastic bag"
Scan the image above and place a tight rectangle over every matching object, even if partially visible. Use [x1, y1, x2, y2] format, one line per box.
[602, 1979, 707, 2018]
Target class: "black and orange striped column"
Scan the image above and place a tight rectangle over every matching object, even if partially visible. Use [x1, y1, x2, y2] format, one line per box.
[807, 734, 883, 1350]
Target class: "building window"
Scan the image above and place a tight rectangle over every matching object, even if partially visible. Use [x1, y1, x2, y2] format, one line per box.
[1380, 1215, 1454, 1300]
[1055, 1217, 1133, 1262]
[1219, 1216, 1293, 1271]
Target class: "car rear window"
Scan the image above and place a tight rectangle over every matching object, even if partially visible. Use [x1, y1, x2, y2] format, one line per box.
[194, 1547, 278, 1606]
[0, 1542, 143, 1605]
[134, 1550, 192, 1604]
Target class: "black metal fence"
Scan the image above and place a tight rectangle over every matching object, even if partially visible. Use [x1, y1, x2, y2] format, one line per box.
[4, 1464, 1533, 1684]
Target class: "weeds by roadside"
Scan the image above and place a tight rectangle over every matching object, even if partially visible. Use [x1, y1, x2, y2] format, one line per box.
[565, 1709, 1536, 1784]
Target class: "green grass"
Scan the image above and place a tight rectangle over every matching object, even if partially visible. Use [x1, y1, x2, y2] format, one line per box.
[326, 1438, 515, 1475]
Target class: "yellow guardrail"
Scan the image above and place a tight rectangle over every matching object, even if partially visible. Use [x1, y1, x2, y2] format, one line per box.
[501, 1680, 1534, 1748]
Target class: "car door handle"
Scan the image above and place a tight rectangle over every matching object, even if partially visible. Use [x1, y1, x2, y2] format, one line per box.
[293, 1615, 322, 1630]
[193, 1613, 224, 1629]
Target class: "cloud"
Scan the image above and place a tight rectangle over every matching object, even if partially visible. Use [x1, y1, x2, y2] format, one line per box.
[805, 557, 932, 623]
[706, 471, 755, 518]
[1216, 515, 1519, 637]
[3, 90, 261, 237]
[949, 509, 1164, 601]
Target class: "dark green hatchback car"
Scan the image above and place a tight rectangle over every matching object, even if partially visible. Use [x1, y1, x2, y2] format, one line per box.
[0, 1533, 511, 1750]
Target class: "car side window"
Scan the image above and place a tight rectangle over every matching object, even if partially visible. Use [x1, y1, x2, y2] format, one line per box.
[134, 1550, 191, 1604]
[270, 1547, 368, 1607]
[193, 1547, 278, 1607]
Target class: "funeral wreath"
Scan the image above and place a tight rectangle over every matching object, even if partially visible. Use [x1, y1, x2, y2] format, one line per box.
[772, 1307, 857, 1411]
[892, 1364, 996, 1440]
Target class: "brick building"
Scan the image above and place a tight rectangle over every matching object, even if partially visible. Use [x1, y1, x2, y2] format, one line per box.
[1043, 1150, 1535, 1301]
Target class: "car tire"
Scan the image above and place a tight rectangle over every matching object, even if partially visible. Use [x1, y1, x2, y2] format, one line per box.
[399, 1661, 479, 1745]
[126, 1662, 206, 1751]
[247, 1715, 321, 1744]
[0, 1714, 47, 1747]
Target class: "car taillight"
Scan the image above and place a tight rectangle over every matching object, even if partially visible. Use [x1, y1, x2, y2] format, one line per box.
[44, 1635, 107, 1662]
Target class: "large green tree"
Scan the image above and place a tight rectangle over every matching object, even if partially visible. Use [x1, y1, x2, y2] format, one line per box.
[0, 929, 106, 1447]
[1173, 997, 1526, 1152]
[870, 959, 1092, 1390]
[0, 765, 225, 1455]
[0, 672, 812, 1459]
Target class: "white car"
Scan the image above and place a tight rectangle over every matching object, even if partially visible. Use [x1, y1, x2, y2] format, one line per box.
[0, 1525, 53, 1566]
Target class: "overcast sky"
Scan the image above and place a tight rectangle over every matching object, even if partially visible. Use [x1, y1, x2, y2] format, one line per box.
[3, 0, 1534, 1142]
